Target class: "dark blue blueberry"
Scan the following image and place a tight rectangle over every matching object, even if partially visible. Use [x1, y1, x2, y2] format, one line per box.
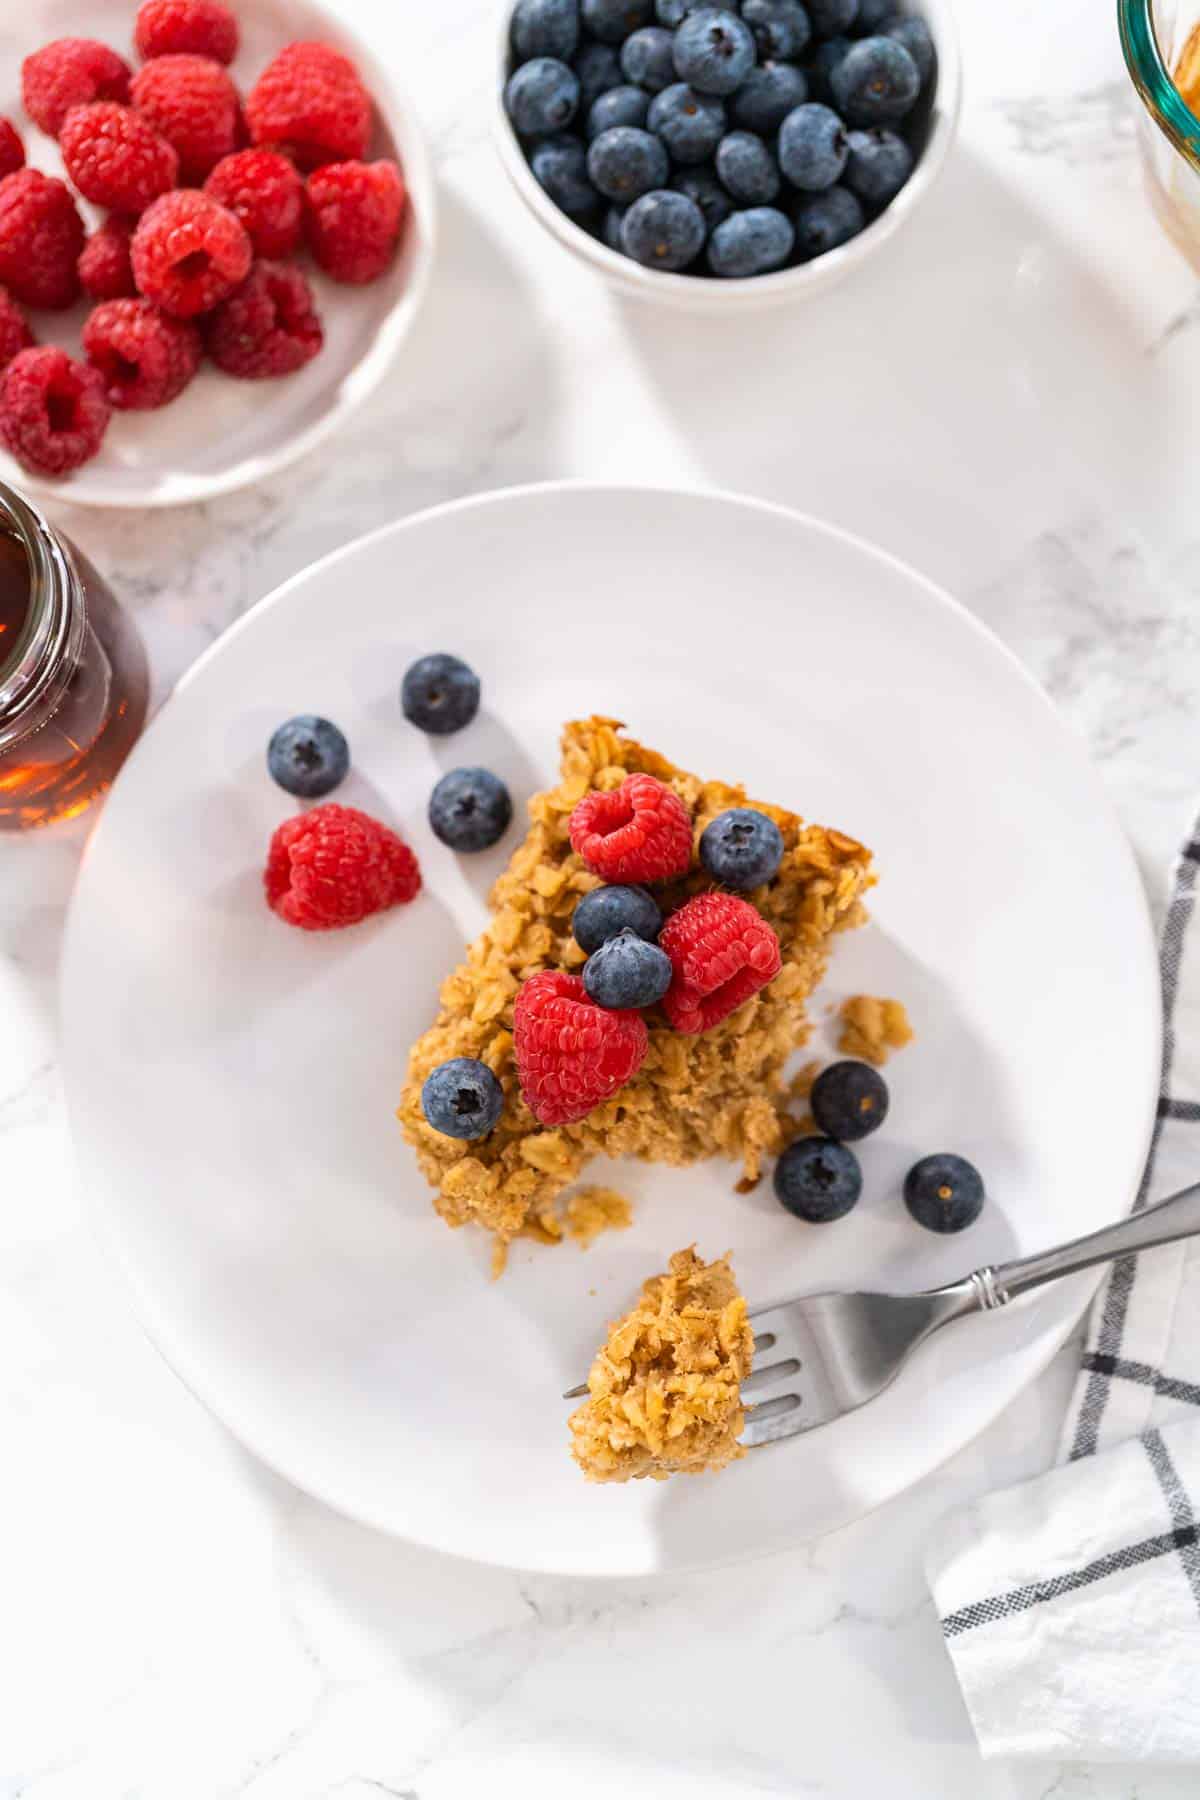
[648, 82, 726, 161]
[707, 204, 794, 273]
[810, 1060, 889, 1141]
[587, 124, 670, 198]
[621, 187, 707, 265]
[601, 201, 629, 245]
[621, 25, 677, 88]
[715, 129, 780, 202]
[267, 714, 349, 798]
[583, 927, 673, 1008]
[830, 34, 919, 122]
[777, 100, 848, 188]
[807, 0, 858, 34]
[672, 8, 757, 95]
[421, 1058, 504, 1140]
[531, 132, 600, 213]
[807, 33, 851, 97]
[885, 16, 934, 84]
[429, 767, 513, 852]
[573, 883, 663, 953]
[670, 162, 733, 229]
[575, 40, 623, 105]
[774, 1137, 862, 1222]
[587, 82, 651, 136]
[791, 182, 863, 256]
[511, 0, 581, 62]
[854, 0, 896, 28]
[656, 0, 697, 19]
[504, 57, 581, 135]
[401, 653, 481, 735]
[582, 0, 654, 40]
[904, 1154, 985, 1234]
[740, 0, 811, 60]
[731, 59, 808, 132]
[699, 806, 785, 887]
[843, 125, 912, 205]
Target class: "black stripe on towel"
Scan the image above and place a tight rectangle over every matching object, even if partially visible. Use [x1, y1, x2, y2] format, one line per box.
[1080, 1353, 1200, 1410]
[941, 1530, 1190, 1638]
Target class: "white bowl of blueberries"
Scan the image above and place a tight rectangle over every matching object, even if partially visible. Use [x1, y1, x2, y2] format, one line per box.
[494, 0, 960, 305]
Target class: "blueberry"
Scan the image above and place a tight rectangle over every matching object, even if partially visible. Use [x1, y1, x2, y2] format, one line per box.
[731, 60, 808, 132]
[904, 1154, 985, 1234]
[621, 25, 677, 88]
[830, 35, 919, 122]
[707, 204, 794, 273]
[808, 0, 858, 34]
[421, 1058, 504, 1140]
[715, 129, 781, 202]
[774, 1137, 862, 1222]
[657, 0, 697, 18]
[648, 82, 726, 161]
[505, 57, 581, 135]
[621, 187, 707, 265]
[588, 125, 670, 199]
[584, 927, 673, 1008]
[885, 16, 934, 85]
[670, 162, 733, 229]
[575, 40, 624, 105]
[854, 0, 897, 26]
[429, 767, 513, 852]
[843, 125, 912, 205]
[672, 8, 757, 96]
[791, 182, 863, 256]
[401, 653, 481, 735]
[741, 0, 811, 60]
[778, 101, 848, 188]
[531, 132, 600, 213]
[601, 201, 629, 246]
[582, 0, 654, 40]
[511, 0, 581, 62]
[809, 1060, 889, 1141]
[573, 883, 663, 952]
[807, 33, 851, 97]
[700, 806, 784, 886]
[587, 82, 651, 136]
[267, 714, 350, 798]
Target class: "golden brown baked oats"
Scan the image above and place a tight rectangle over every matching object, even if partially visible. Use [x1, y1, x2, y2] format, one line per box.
[837, 994, 913, 1066]
[569, 1246, 754, 1482]
[398, 717, 873, 1253]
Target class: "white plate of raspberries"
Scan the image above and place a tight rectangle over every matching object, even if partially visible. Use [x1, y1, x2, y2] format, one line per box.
[0, 0, 435, 505]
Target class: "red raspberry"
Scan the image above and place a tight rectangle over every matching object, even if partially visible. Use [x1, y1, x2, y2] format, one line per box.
[131, 53, 240, 183]
[569, 773, 693, 885]
[513, 969, 648, 1127]
[264, 803, 421, 931]
[22, 39, 132, 139]
[79, 215, 137, 300]
[83, 298, 201, 410]
[658, 892, 782, 1035]
[0, 121, 25, 182]
[205, 260, 323, 379]
[0, 346, 110, 476]
[0, 170, 84, 310]
[135, 0, 239, 65]
[60, 102, 178, 214]
[0, 288, 33, 370]
[246, 41, 371, 171]
[131, 189, 252, 317]
[204, 149, 304, 257]
[306, 159, 406, 285]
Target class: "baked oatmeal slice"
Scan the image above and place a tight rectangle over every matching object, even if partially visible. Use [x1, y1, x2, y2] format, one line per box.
[398, 716, 873, 1249]
[569, 1246, 754, 1482]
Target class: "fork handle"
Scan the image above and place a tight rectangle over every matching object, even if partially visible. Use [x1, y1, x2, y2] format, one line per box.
[970, 1178, 1200, 1309]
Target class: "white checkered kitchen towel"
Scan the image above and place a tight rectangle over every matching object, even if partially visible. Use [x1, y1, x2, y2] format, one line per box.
[926, 818, 1200, 1763]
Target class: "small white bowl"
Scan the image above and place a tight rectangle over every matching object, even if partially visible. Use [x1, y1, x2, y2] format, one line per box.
[493, 0, 960, 311]
[0, 0, 437, 507]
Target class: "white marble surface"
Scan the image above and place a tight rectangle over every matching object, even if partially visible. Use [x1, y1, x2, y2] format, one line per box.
[4, 0, 1200, 1792]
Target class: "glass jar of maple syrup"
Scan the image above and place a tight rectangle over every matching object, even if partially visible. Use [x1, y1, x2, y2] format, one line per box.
[0, 481, 148, 830]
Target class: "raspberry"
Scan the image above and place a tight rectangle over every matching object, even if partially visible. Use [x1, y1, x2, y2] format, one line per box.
[0, 288, 33, 370]
[205, 260, 323, 379]
[264, 803, 421, 931]
[0, 121, 25, 182]
[79, 215, 137, 300]
[61, 102, 178, 213]
[131, 53, 240, 183]
[0, 346, 110, 476]
[131, 189, 252, 317]
[246, 41, 372, 171]
[135, 0, 239, 64]
[0, 170, 84, 310]
[569, 772, 693, 884]
[204, 149, 303, 257]
[658, 892, 782, 1034]
[83, 298, 201, 410]
[22, 39, 132, 138]
[512, 969, 648, 1126]
[306, 159, 406, 285]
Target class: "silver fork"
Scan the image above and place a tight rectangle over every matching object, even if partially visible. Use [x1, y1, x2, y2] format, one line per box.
[563, 1181, 1200, 1446]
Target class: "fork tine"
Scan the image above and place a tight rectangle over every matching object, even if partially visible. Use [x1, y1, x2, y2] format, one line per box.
[562, 1381, 588, 1400]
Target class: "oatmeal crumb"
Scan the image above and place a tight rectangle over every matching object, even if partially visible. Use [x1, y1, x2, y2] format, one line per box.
[837, 994, 913, 1066]
[564, 1185, 633, 1249]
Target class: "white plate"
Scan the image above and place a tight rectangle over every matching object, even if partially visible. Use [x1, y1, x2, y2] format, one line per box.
[59, 484, 1159, 1576]
[0, 0, 435, 508]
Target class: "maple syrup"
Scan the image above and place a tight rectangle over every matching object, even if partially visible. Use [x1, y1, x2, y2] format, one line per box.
[0, 483, 147, 830]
